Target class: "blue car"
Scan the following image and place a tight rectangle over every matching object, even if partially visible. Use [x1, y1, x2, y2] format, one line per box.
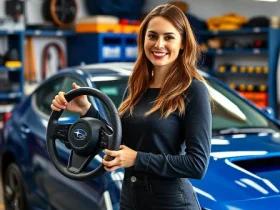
[1, 62, 280, 210]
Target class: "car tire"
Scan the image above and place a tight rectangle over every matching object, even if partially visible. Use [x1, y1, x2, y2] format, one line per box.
[3, 163, 28, 210]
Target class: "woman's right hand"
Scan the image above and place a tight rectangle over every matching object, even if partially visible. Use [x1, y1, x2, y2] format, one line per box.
[50, 82, 91, 116]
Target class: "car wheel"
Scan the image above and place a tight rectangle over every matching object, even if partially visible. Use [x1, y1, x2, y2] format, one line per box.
[3, 163, 28, 210]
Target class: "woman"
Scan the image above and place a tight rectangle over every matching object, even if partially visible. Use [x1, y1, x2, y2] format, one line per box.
[51, 4, 212, 210]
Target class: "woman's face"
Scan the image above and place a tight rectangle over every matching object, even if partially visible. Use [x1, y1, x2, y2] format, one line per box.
[144, 16, 183, 70]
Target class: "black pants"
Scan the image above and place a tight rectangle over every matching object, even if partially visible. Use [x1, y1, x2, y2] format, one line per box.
[120, 175, 201, 210]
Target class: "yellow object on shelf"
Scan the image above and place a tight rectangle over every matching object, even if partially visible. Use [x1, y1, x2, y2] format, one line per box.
[255, 66, 262, 73]
[239, 66, 246, 73]
[206, 13, 248, 31]
[263, 67, 269, 73]
[219, 65, 226, 72]
[5, 61, 22, 68]
[259, 85, 267, 92]
[230, 66, 238, 73]
[229, 83, 236, 89]
[239, 84, 246, 91]
[219, 24, 241, 30]
[247, 66, 254, 73]
[247, 84, 254, 91]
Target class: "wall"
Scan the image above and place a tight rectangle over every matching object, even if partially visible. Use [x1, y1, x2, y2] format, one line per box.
[1, 0, 280, 27]
[2, 0, 279, 24]
[1, 0, 279, 91]
[143, 0, 280, 20]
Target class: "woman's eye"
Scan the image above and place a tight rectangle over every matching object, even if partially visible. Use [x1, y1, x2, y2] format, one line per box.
[165, 36, 174, 40]
[148, 34, 156, 39]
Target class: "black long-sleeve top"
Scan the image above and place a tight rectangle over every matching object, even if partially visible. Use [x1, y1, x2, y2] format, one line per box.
[84, 78, 212, 179]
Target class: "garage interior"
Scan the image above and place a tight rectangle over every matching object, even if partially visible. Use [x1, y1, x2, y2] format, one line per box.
[0, 0, 280, 210]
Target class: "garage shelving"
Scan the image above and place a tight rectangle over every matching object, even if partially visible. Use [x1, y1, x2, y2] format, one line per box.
[0, 30, 22, 35]
[24, 29, 75, 37]
[0, 30, 24, 107]
[212, 72, 268, 76]
[198, 27, 269, 35]
[0, 30, 138, 115]
[1, 26, 278, 116]
[0, 30, 76, 103]
[0, 67, 21, 71]
[67, 33, 138, 65]
[0, 29, 76, 114]
[205, 48, 268, 55]
[198, 27, 280, 116]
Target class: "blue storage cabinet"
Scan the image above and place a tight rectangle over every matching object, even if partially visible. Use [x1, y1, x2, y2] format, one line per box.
[123, 34, 138, 61]
[67, 33, 137, 66]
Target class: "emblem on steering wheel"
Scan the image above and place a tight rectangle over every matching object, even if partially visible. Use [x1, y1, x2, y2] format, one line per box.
[74, 129, 87, 140]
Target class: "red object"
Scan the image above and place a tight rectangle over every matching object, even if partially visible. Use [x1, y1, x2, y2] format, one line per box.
[254, 40, 262, 48]
[238, 91, 268, 108]
[120, 19, 140, 25]
[120, 19, 129, 25]
[2, 112, 11, 125]
[42, 42, 66, 80]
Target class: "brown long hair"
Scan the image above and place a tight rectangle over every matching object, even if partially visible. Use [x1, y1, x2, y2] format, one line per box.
[118, 4, 207, 118]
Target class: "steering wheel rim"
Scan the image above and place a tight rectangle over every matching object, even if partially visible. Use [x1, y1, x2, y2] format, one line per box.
[46, 87, 122, 181]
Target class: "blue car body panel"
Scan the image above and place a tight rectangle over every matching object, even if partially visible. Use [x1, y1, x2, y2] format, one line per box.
[1, 63, 280, 210]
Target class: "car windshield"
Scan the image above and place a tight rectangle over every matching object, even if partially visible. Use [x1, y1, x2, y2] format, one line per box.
[206, 79, 279, 134]
[92, 75, 279, 135]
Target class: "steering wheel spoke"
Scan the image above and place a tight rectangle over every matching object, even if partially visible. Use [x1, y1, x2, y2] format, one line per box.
[53, 123, 72, 148]
[99, 127, 112, 149]
[67, 150, 93, 174]
[53, 123, 71, 139]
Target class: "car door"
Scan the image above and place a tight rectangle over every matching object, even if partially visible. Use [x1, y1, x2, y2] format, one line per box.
[31, 75, 111, 210]
[16, 77, 65, 209]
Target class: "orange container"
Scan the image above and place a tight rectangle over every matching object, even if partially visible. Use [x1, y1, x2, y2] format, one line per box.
[238, 91, 254, 99]
[238, 91, 268, 108]
[253, 92, 268, 101]
[255, 101, 267, 108]
[75, 23, 121, 33]
[121, 25, 140, 34]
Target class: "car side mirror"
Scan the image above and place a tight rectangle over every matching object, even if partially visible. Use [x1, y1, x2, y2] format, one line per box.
[262, 107, 275, 117]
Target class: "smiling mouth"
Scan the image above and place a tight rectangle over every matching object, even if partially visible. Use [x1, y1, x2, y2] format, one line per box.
[152, 51, 168, 57]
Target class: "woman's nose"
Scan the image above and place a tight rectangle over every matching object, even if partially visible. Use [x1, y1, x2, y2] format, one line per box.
[154, 37, 165, 48]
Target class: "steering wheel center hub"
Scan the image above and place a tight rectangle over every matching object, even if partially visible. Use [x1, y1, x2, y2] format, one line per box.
[68, 118, 105, 156]
[69, 122, 90, 148]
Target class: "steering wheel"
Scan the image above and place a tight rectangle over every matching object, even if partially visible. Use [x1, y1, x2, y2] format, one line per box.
[46, 87, 122, 181]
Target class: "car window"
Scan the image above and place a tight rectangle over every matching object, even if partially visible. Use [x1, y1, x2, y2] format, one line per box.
[91, 76, 128, 120]
[93, 77, 128, 107]
[35, 78, 64, 116]
[59, 77, 86, 120]
[206, 78, 279, 132]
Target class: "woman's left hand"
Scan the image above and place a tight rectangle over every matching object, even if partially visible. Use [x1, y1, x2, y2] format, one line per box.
[102, 145, 138, 172]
